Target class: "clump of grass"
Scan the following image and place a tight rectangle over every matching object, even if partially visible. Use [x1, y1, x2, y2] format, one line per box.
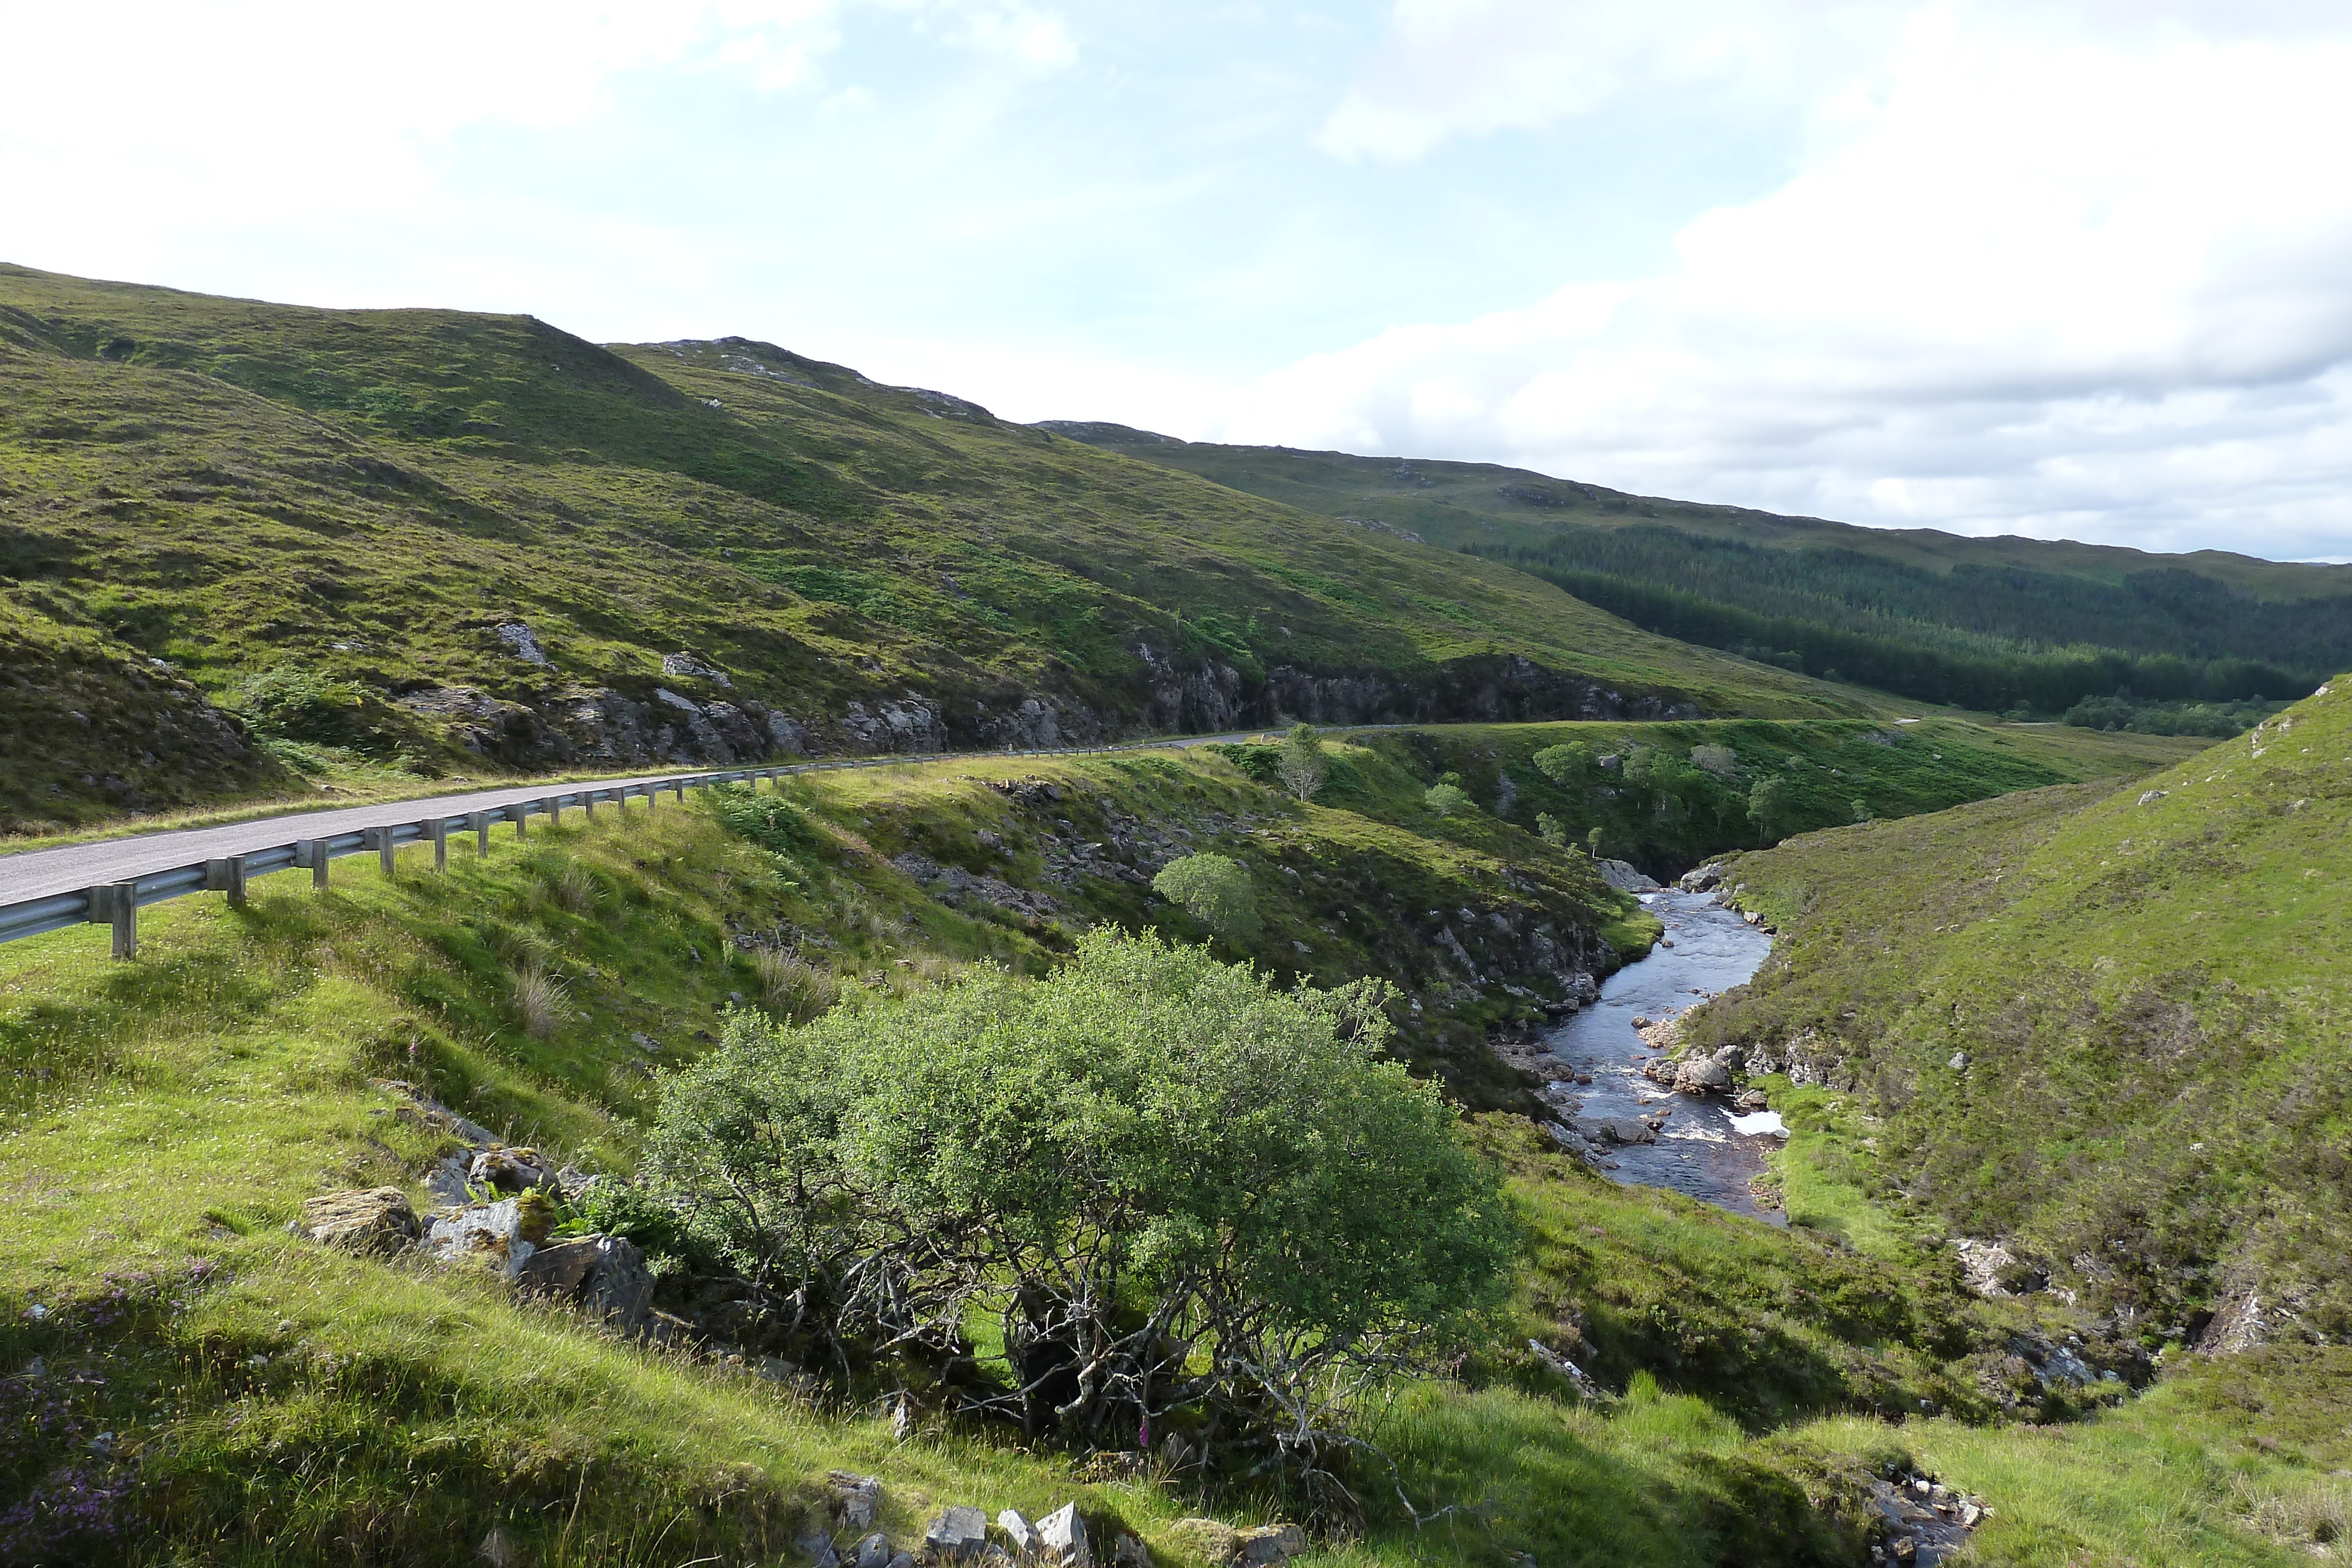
[752, 949, 838, 1022]
[554, 864, 602, 915]
[512, 964, 570, 1039]
[2238, 1473, 2352, 1554]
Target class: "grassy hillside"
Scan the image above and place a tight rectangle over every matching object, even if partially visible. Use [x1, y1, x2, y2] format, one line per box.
[1678, 673, 2352, 1346]
[5, 734, 2341, 1567]
[0, 263, 1882, 834]
[1039, 426, 2352, 723]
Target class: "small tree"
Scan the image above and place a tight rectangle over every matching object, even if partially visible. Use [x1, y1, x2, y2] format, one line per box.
[1536, 811, 1568, 848]
[644, 931, 1515, 1504]
[1277, 722, 1328, 801]
[1424, 781, 1474, 817]
[1152, 852, 1261, 941]
[1586, 826, 1605, 859]
[1748, 775, 1793, 841]
[1690, 744, 1738, 778]
[1851, 798, 1875, 824]
[1532, 743, 1593, 785]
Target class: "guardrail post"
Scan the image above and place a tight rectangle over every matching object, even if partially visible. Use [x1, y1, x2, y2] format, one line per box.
[468, 812, 489, 854]
[89, 882, 138, 959]
[203, 857, 248, 909]
[428, 820, 447, 872]
[543, 796, 562, 826]
[673, 781, 686, 804]
[583, 790, 596, 819]
[296, 840, 330, 889]
[366, 826, 397, 877]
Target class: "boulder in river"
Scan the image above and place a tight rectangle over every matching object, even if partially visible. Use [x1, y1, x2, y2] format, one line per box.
[1596, 1118, 1659, 1145]
[1674, 1058, 1733, 1095]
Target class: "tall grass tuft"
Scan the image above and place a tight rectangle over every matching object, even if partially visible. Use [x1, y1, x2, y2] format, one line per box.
[554, 864, 602, 915]
[752, 950, 838, 1023]
[512, 965, 570, 1039]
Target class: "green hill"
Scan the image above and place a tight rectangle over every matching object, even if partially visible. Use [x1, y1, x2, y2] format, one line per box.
[1035, 424, 2352, 725]
[1683, 673, 2352, 1343]
[1, 264, 1883, 834]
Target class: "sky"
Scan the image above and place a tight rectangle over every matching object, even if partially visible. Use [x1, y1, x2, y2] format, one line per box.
[3, 1, 2350, 562]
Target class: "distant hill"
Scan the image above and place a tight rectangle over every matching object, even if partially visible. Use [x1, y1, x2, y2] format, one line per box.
[1036, 423, 2352, 722]
[0, 264, 1869, 830]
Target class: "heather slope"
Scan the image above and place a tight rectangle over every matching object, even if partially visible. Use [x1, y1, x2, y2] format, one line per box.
[0, 263, 1869, 831]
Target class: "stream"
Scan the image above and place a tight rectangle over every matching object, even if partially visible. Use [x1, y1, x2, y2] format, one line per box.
[1535, 890, 1785, 1222]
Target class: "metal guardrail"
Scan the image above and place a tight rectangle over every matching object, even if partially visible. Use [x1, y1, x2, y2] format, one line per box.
[0, 736, 1265, 958]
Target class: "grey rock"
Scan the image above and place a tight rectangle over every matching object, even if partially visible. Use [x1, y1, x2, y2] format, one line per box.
[1673, 1058, 1733, 1095]
[854, 1535, 891, 1568]
[927, 1507, 990, 1561]
[425, 1198, 535, 1279]
[299, 1187, 419, 1257]
[799, 1524, 842, 1568]
[1596, 1118, 1658, 1146]
[517, 1235, 655, 1333]
[998, 1511, 1040, 1559]
[469, 1146, 552, 1193]
[1037, 1504, 1090, 1568]
[425, 1155, 473, 1206]
[479, 1524, 524, 1566]
[1948, 1052, 1970, 1071]
[1596, 858, 1662, 892]
[831, 1472, 883, 1531]
[1114, 1535, 1151, 1568]
[495, 621, 549, 664]
[1236, 1525, 1305, 1567]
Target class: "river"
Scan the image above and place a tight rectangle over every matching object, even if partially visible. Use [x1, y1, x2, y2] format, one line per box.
[1535, 889, 1785, 1222]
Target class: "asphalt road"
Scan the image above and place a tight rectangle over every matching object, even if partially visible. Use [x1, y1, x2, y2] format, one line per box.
[0, 728, 1302, 905]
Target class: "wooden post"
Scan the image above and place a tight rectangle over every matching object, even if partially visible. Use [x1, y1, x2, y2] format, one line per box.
[469, 812, 490, 855]
[673, 780, 686, 804]
[368, 826, 397, 877]
[583, 790, 596, 819]
[428, 819, 448, 872]
[299, 840, 330, 889]
[203, 857, 248, 909]
[543, 796, 562, 826]
[514, 804, 529, 839]
[89, 882, 138, 959]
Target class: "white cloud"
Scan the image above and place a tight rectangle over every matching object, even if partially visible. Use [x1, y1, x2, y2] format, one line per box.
[1228, 3, 2352, 558]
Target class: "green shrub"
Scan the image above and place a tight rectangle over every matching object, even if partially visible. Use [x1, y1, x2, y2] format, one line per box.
[1532, 743, 1593, 784]
[1536, 811, 1569, 848]
[1151, 852, 1261, 941]
[1425, 782, 1474, 817]
[643, 930, 1514, 1479]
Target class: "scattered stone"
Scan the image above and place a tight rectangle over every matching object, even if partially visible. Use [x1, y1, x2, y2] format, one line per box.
[425, 1155, 473, 1206]
[799, 1523, 843, 1568]
[470, 1146, 553, 1193]
[1037, 1503, 1090, 1568]
[426, 1198, 535, 1279]
[1235, 1525, 1305, 1567]
[479, 1524, 524, 1566]
[516, 1235, 655, 1333]
[2137, 789, 2169, 806]
[998, 1510, 1040, 1559]
[831, 1472, 884, 1531]
[299, 1188, 420, 1257]
[927, 1507, 990, 1561]
[890, 1399, 914, 1443]
[1113, 1534, 1151, 1568]
[1947, 1052, 1970, 1071]
[1733, 1088, 1770, 1112]
[855, 1534, 893, 1568]
[1167, 1520, 1239, 1566]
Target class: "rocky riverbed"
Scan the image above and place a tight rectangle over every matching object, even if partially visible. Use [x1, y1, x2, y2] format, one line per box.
[1527, 888, 1786, 1221]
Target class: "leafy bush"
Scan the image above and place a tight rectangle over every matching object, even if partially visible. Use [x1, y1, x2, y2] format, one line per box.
[229, 666, 374, 747]
[1151, 852, 1261, 941]
[642, 931, 1515, 1493]
[1532, 743, 1593, 784]
[1424, 782, 1474, 817]
[1536, 811, 1568, 848]
[1277, 722, 1328, 800]
[1690, 744, 1738, 777]
[1747, 777, 1792, 840]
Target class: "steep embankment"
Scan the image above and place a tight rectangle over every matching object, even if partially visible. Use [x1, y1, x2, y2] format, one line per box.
[0, 263, 1873, 833]
[1682, 676, 2352, 1345]
[1040, 423, 2352, 726]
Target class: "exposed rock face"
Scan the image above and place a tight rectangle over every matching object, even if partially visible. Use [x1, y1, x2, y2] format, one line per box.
[299, 1188, 420, 1256]
[1596, 858, 1662, 892]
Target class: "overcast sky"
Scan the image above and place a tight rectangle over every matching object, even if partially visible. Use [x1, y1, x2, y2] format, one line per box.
[4, 1, 2350, 561]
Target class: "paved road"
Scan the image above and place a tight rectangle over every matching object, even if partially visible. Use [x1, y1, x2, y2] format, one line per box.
[0, 728, 1298, 905]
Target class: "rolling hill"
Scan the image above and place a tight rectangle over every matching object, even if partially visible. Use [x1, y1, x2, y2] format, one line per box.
[0, 264, 1874, 833]
[1038, 424, 2352, 723]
